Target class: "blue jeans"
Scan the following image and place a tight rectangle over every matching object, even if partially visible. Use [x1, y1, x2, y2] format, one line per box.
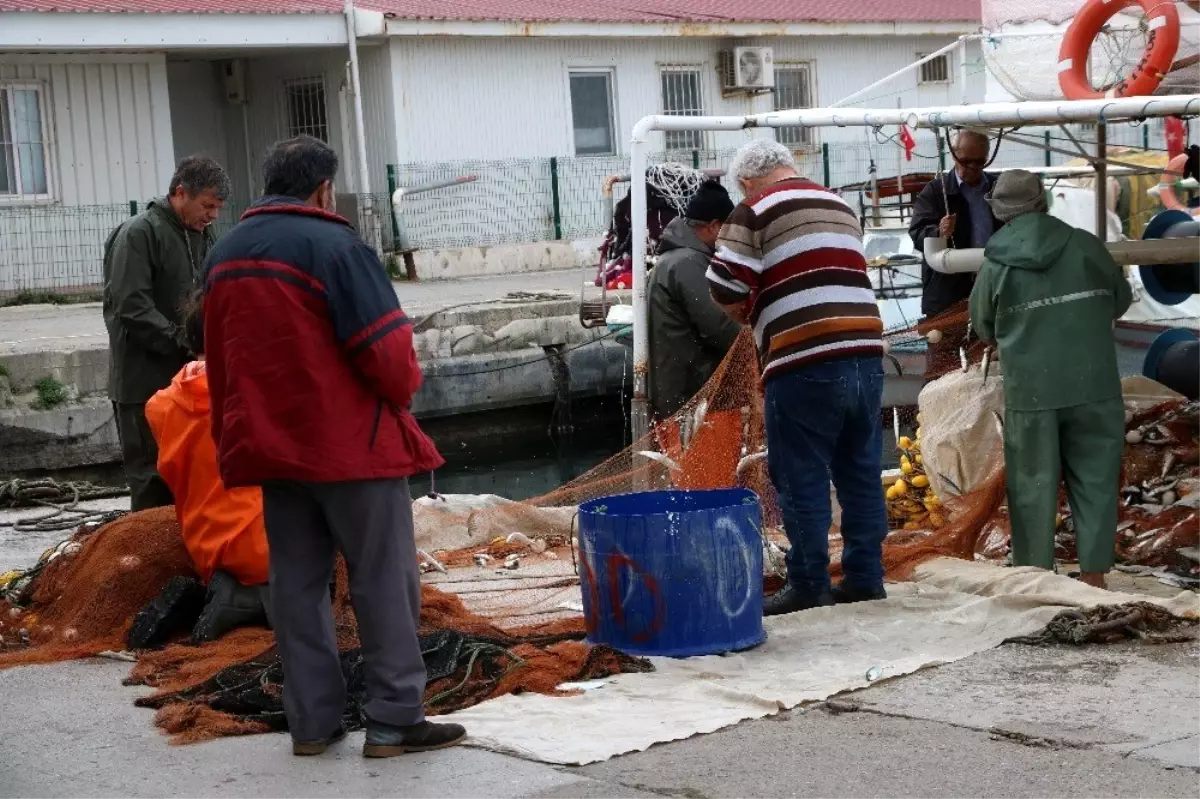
[764, 355, 888, 598]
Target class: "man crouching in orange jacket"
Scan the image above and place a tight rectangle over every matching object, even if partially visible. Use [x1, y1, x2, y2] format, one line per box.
[145, 291, 271, 642]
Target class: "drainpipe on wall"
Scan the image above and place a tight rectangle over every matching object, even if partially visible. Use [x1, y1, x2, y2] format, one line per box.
[344, 0, 381, 252]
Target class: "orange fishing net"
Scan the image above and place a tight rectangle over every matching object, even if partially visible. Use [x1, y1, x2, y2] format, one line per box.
[2, 299, 1195, 746]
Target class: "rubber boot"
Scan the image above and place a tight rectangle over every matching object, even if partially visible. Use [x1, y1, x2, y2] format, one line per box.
[127, 576, 207, 650]
[192, 570, 270, 644]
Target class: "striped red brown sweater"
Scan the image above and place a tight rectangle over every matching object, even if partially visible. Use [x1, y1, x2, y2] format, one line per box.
[705, 176, 883, 381]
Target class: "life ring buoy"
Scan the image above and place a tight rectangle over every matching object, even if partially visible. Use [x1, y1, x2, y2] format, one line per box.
[1057, 0, 1181, 100]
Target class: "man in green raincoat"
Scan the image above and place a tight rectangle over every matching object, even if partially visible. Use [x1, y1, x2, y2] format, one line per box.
[969, 169, 1132, 589]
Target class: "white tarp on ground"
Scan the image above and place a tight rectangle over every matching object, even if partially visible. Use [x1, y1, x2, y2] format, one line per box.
[448, 559, 1199, 766]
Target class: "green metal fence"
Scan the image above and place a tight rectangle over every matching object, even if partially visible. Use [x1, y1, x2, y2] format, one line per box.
[0, 193, 393, 301]
[386, 123, 1166, 251]
[0, 120, 1182, 299]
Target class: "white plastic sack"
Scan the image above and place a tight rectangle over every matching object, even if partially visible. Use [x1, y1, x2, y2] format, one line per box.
[918, 367, 1185, 501]
[918, 363, 1006, 499]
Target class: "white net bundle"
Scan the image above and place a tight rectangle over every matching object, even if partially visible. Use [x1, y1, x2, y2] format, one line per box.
[981, 0, 1199, 101]
[646, 162, 707, 215]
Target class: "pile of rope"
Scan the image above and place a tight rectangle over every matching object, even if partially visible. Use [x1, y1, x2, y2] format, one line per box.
[0, 478, 129, 533]
[1005, 602, 1199, 646]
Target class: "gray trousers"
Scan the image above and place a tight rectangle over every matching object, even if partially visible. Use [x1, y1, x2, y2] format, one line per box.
[262, 478, 426, 742]
[113, 402, 174, 512]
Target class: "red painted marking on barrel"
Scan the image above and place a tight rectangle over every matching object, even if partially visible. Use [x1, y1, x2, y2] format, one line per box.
[578, 555, 602, 632]
[606, 552, 665, 644]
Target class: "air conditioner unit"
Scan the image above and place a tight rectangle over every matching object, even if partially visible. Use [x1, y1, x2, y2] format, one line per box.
[221, 59, 247, 104]
[720, 46, 775, 91]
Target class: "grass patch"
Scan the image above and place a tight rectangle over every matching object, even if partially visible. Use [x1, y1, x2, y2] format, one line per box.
[0, 289, 102, 308]
[384, 254, 406, 281]
[32, 376, 69, 410]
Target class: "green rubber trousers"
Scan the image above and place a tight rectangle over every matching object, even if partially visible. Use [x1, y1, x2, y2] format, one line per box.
[1004, 397, 1125, 573]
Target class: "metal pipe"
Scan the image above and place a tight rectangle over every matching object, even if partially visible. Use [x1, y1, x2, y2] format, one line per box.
[922, 237, 981, 274]
[923, 234, 1199, 274]
[390, 175, 478, 253]
[630, 117, 653, 444]
[343, 0, 370, 195]
[1095, 124, 1108, 240]
[636, 95, 1200, 134]
[609, 167, 725, 185]
[393, 175, 478, 200]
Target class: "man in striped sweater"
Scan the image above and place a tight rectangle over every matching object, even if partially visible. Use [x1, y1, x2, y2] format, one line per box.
[707, 139, 889, 616]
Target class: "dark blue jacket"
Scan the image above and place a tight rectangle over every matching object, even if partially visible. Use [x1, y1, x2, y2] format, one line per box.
[202, 196, 442, 487]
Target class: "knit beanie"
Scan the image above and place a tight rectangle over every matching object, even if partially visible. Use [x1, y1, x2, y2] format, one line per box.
[987, 169, 1048, 222]
[685, 180, 735, 223]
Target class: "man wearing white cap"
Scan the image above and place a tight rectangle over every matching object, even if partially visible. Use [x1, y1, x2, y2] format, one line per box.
[969, 169, 1132, 589]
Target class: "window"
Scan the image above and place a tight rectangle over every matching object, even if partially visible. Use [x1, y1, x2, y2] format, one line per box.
[284, 77, 329, 142]
[0, 83, 51, 199]
[918, 54, 951, 85]
[569, 71, 617, 156]
[660, 67, 705, 151]
[774, 64, 814, 148]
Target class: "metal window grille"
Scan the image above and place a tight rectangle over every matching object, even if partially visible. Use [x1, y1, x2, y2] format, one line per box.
[774, 65, 814, 148]
[284, 77, 330, 142]
[0, 83, 51, 199]
[918, 54, 951, 85]
[660, 67, 705, 151]
[569, 71, 617, 157]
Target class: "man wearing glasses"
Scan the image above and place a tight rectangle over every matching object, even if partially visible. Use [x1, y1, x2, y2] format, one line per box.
[909, 129, 1003, 376]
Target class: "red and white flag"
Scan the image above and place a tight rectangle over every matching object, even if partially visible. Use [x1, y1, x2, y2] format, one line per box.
[899, 125, 916, 162]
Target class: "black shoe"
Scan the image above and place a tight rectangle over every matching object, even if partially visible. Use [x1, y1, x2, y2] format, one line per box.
[127, 576, 207, 650]
[363, 720, 467, 758]
[191, 570, 269, 644]
[831, 583, 888, 604]
[293, 726, 347, 756]
[763, 583, 834, 617]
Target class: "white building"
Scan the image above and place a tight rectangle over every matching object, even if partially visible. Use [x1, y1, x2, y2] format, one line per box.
[0, 0, 985, 293]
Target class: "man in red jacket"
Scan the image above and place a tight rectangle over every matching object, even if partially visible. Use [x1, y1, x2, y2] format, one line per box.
[203, 136, 464, 758]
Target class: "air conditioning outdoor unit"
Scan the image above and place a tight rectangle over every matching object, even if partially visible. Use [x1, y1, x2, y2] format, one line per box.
[720, 46, 775, 91]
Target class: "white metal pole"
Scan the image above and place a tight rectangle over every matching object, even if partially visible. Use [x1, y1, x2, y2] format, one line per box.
[629, 117, 653, 443]
[344, 0, 371, 196]
[1095, 123, 1108, 240]
[344, 0, 379, 249]
[640, 95, 1200, 134]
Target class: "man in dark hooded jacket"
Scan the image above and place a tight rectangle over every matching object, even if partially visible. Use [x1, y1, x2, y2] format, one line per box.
[969, 170, 1132, 590]
[648, 181, 741, 419]
[103, 156, 230, 511]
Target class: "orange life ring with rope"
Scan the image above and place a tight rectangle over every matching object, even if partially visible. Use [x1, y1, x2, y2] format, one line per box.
[1057, 0, 1181, 99]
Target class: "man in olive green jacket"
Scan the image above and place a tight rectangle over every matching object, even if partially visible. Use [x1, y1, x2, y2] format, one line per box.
[969, 170, 1132, 589]
[103, 156, 230, 511]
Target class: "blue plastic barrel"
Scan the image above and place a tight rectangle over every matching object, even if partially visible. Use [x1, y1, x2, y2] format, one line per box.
[576, 488, 766, 658]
